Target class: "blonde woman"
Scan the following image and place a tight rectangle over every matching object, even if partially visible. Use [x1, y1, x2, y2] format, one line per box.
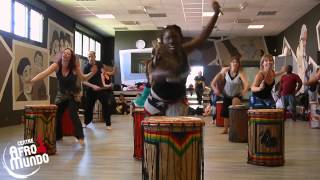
[250, 54, 285, 109]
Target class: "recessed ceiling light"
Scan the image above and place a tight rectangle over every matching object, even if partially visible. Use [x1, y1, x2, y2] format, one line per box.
[96, 14, 115, 19]
[202, 12, 222, 17]
[248, 25, 264, 29]
[202, 12, 214, 17]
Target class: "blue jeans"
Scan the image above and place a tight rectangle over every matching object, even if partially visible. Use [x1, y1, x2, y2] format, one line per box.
[249, 95, 275, 109]
[281, 95, 296, 120]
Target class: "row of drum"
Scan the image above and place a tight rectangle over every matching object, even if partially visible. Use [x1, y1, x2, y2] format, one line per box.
[132, 107, 285, 180]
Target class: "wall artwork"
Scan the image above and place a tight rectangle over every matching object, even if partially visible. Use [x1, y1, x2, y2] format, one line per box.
[48, 19, 74, 77]
[0, 36, 13, 103]
[12, 40, 50, 110]
[215, 37, 267, 65]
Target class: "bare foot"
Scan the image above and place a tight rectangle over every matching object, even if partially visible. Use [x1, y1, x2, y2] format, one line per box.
[106, 126, 112, 130]
[221, 129, 228, 134]
[78, 139, 85, 145]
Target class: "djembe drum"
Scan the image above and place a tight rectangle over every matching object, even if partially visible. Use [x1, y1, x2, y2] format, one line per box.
[228, 105, 248, 142]
[216, 101, 224, 127]
[24, 105, 57, 155]
[142, 116, 205, 180]
[247, 109, 284, 166]
[133, 107, 145, 160]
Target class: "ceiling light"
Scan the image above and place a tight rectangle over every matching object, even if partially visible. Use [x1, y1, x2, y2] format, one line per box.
[202, 11, 221, 17]
[202, 12, 216, 17]
[248, 25, 264, 29]
[239, 2, 248, 10]
[96, 14, 115, 19]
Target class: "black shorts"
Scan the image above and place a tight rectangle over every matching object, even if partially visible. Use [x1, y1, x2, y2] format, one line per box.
[221, 95, 242, 118]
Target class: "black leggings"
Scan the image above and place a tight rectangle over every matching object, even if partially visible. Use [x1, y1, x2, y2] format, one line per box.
[56, 99, 84, 140]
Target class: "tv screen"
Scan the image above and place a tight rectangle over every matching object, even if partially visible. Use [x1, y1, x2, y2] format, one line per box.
[119, 48, 152, 85]
[131, 53, 151, 74]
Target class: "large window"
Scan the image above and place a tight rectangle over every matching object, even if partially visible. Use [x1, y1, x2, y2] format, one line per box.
[74, 30, 101, 61]
[14, 1, 28, 38]
[30, 9, 43, 42]
[95, 42, 101, 61]
[89, 38, 95, 51]
[82, 35, 89, 57]
[75, 31, 82, 55]
[0, 1, 44, 43]
[0, 0, 12, 32]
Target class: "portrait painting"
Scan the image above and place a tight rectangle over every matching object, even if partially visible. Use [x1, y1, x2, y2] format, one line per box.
[12, 40, 49, 110]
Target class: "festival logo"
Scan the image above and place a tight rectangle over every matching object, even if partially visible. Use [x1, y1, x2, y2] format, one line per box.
[2, 138, 49, 179]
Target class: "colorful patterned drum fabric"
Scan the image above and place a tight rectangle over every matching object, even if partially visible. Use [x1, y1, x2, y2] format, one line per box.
[24, 105, 57, 155]
[247, 109, 284, 166]
[216, 101, 224, 127]
[133, 107, 145, 160]
[228, 105, 249, 142]
[142, 116, 205, 180]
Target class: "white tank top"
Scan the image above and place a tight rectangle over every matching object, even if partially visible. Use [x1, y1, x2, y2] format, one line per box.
[223, 71, 243, 97]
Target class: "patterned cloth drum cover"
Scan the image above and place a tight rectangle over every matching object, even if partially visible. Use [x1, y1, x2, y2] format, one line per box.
[24, 105, 57, 155]
[247, 109, 285, 166]
[142, 116, 205, 180]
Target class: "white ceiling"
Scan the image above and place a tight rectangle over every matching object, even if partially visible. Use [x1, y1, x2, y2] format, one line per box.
[45, 0, 320, 37]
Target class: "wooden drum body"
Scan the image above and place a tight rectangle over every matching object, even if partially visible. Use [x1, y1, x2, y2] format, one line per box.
[142, 116, 205, 180]
[216, 101, 224, 127]
[228, 105, 248, 142]
[24, 105, 57, 155]
[133, 107, 145, 160]
[247, 109, 284, 166]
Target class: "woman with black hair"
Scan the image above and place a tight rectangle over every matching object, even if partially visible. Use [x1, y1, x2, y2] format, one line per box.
[30, 48, 96, 145]
[16, 57, 32, 101]
[144, 1, 222, 116]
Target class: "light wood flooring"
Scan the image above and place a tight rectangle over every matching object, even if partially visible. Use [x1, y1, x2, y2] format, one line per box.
[0, 115, 320, 180]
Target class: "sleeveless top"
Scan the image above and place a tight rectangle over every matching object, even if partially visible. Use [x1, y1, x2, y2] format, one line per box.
[223, 71, 243, 97]
[55, 65, 79, 103]
[152, 49, 190, 101]
[253, 80, 275, 99]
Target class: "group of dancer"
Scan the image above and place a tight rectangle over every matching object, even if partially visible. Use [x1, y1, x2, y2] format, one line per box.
[27, 0, 310, 145]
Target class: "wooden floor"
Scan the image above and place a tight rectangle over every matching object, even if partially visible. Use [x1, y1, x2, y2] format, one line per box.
[0, 115, 320, 180]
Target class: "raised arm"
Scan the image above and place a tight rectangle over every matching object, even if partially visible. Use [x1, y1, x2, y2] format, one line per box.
[251, 72, 264, 92]
[30, 63, 58, 83]
[104, 65, 117, 76]
[239, 70, 250, 96]
[183, 1, 221, 53]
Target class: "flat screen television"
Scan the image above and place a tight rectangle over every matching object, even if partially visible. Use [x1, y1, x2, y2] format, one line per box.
[119, 48, 152, 85]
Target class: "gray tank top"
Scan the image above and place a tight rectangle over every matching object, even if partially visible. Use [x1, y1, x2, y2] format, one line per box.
[223, 71, 243, 97]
